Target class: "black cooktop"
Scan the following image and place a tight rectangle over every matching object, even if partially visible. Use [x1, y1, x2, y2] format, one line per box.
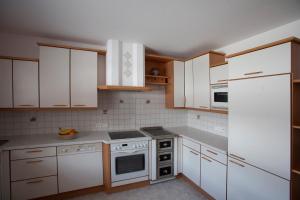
[140, 127, 176, 138]
[108, 131, 146, 140]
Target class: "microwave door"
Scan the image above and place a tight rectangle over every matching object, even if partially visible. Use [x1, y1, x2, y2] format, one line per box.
[214, 92, 228, 103]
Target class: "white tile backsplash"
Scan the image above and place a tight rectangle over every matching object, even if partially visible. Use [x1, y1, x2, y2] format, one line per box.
[187, 110, 228, 137]
[0, 86, 187, 136]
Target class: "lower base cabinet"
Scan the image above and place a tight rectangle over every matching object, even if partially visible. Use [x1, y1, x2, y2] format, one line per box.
[201, 155, 226, 200]
[11, 176, 58, 200]
[227, 158, 290, 200]
[182, 145, 201, 186]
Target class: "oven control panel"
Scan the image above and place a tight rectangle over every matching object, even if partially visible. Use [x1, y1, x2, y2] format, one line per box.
[111, 141, 149, 152]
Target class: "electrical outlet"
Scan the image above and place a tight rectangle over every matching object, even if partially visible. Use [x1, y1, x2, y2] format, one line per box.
[196, 115, 201, 119]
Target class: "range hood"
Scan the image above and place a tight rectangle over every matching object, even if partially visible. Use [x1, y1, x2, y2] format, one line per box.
[105, 39, 145, 88]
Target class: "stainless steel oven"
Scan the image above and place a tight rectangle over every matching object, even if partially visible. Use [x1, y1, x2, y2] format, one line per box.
[211, 84, 228, 109]
[110, 141, 149, 183]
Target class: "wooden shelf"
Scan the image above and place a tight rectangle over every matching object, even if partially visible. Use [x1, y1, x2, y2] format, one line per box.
[146, 82, 168, 86]
[97, 85, 151, 91]
[145, 75, 169, 79]
[293, 80, 300, 84]
[293, 169, 300, 175]
[293, 125, 300, 130]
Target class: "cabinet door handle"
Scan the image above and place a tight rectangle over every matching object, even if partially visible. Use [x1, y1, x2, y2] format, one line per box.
[52, 104, 68, 107]
[190, 151, 199, 156]
[18, 105, 34, 107]
[244, 71, 263, 76]
[26, 160, 43, 164]
[229, 160, 245, 168]
[206, 149, 218, 155]
[73, 104, 86, 107]
[202, 156, 212, 162]
[26, 150, 43, 153]
[217, 79, 228, 83]
[230, 153, 245, 161]
[26, 180, 43, 184]
[199, 106, 209, 109]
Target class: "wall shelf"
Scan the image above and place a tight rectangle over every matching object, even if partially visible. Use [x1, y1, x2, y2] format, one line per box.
[145, 75, 168, 85]
[294, 80, 300, 84]
[293, 125, 300, 130]
[97, 85, 151, 91]
[293, 169, 300, 175]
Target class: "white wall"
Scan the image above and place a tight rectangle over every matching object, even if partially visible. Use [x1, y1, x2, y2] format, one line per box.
[217, 19, 300, 55]
[0, 32, 105, 59]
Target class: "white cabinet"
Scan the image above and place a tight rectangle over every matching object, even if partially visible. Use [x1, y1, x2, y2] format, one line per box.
[184, 60, 193, 107]
[201, 155, 226, 200]
[71, 50, 97, 108]
[39, 46, 70, 108]
[173, 61, 185, 107]
[193, 55, 210, 109]
[229, 43, 291, 80]
[228, 74, 290, 180]
[182, 145, 200, 186]
[227, 158, 289, 200]
[210, 64, 228, 84]
[13, 60, 39, 108]
[0, 59, 13, 108]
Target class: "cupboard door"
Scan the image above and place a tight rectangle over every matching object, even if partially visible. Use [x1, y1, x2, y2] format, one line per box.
[228, 158, 289, 200]
[228, 74, 290, 180]
[201, 155, 226, 200]
[71, 50, 97, 108]
[0, 59, 13, 108]
[182, 145, 200, 186]
[173, 61, 185, 107]
[210, 64, 228, 84]
[13, 60, 39, 108]
[193, 55, 210, 109]
[184, 60, 193, 107]
[39, 46, 70, 108]
[229, 43, 291, 80]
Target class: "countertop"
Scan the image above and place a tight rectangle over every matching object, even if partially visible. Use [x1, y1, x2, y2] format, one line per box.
[166, 126, 228, 154]
[0, 130, 151, 151]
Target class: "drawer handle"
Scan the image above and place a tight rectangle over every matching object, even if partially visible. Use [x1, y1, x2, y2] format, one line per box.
[26, 150, 43, 153]
[26, 160, 43, 164]
[190, 151, 199, 156]
[230, 153, 245, 161]
[206, 149, 218, 155]
[202, 156, 212, 162]
[26, 180, 43, 184]
[199, 106, 209, 109]
[52, 104, 68, 107]
[244, 71, 263, 76]
[73, 104, 86, 107]
[217, 79, 228, 83]
[229, 160, 245, 168]
[18, 105, 34, 107]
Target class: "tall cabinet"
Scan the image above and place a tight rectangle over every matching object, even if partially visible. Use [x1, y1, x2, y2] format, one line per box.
[227, 38, 300, 200]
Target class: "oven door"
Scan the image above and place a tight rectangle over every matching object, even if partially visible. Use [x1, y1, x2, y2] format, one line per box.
[211, 84, 228, 109]
[111, 149, 148, 182]
[157, 139, 173, 151]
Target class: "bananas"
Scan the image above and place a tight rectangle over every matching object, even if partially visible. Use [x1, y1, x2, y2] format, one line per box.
[59, 128, 78, 136]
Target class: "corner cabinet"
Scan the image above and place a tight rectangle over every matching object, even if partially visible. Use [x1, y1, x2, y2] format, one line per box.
[39, 46, 70, 108]
[70, 50, 98, 108]
[0, 59, 13, 108]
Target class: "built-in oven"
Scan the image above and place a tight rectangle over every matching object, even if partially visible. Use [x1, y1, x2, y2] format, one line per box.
[110, 141, 149, 184]
[211, 84, 228, 109]
[157, 139, 173, 151]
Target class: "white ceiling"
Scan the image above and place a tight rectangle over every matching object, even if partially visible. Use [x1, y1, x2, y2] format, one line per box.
[0, 0, 300, 57]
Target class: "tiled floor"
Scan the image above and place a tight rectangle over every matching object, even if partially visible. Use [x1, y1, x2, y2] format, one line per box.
[71, 179, 208, 200]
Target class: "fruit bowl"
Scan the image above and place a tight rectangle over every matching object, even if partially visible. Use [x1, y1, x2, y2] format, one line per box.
[58, 128, 79, 140]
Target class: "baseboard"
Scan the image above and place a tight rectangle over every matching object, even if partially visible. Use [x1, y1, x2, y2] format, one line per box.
[177, 173, 215, 200]
[36, 185, 104, 200]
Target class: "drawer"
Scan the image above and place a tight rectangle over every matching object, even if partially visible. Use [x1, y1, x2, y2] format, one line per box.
[201, 145, 227, 165]
[182, 138, 200, 152]
[11, 176, 58, 200]
[11, 147, 56, 160]
[11, 156, 57, 181]
[229, 43, 291, 80]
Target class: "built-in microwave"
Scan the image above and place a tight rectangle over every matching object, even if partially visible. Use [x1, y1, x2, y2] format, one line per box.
[211, 84, 228, 109]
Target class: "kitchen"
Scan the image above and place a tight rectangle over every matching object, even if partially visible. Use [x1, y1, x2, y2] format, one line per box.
[0, 1, 300, 200]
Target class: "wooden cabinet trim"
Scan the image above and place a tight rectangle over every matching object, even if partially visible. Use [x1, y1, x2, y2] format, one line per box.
[0, 55, 38, 62]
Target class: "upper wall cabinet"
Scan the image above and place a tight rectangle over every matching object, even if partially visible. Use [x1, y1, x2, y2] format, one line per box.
[210, 63, 228, 85]
[193, 55, 210, 109]
[0, 59, 13, 108]
[228, 43, 291, 80]
[71, 50, 98, 108]
[165, 61, 185, 108]
[39, 46, 70, 108]
[13, 60, 39, 108]
[184, 60, 194, 108]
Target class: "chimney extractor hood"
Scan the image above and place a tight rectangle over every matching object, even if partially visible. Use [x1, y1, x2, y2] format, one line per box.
[106, 40, 145, 87]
